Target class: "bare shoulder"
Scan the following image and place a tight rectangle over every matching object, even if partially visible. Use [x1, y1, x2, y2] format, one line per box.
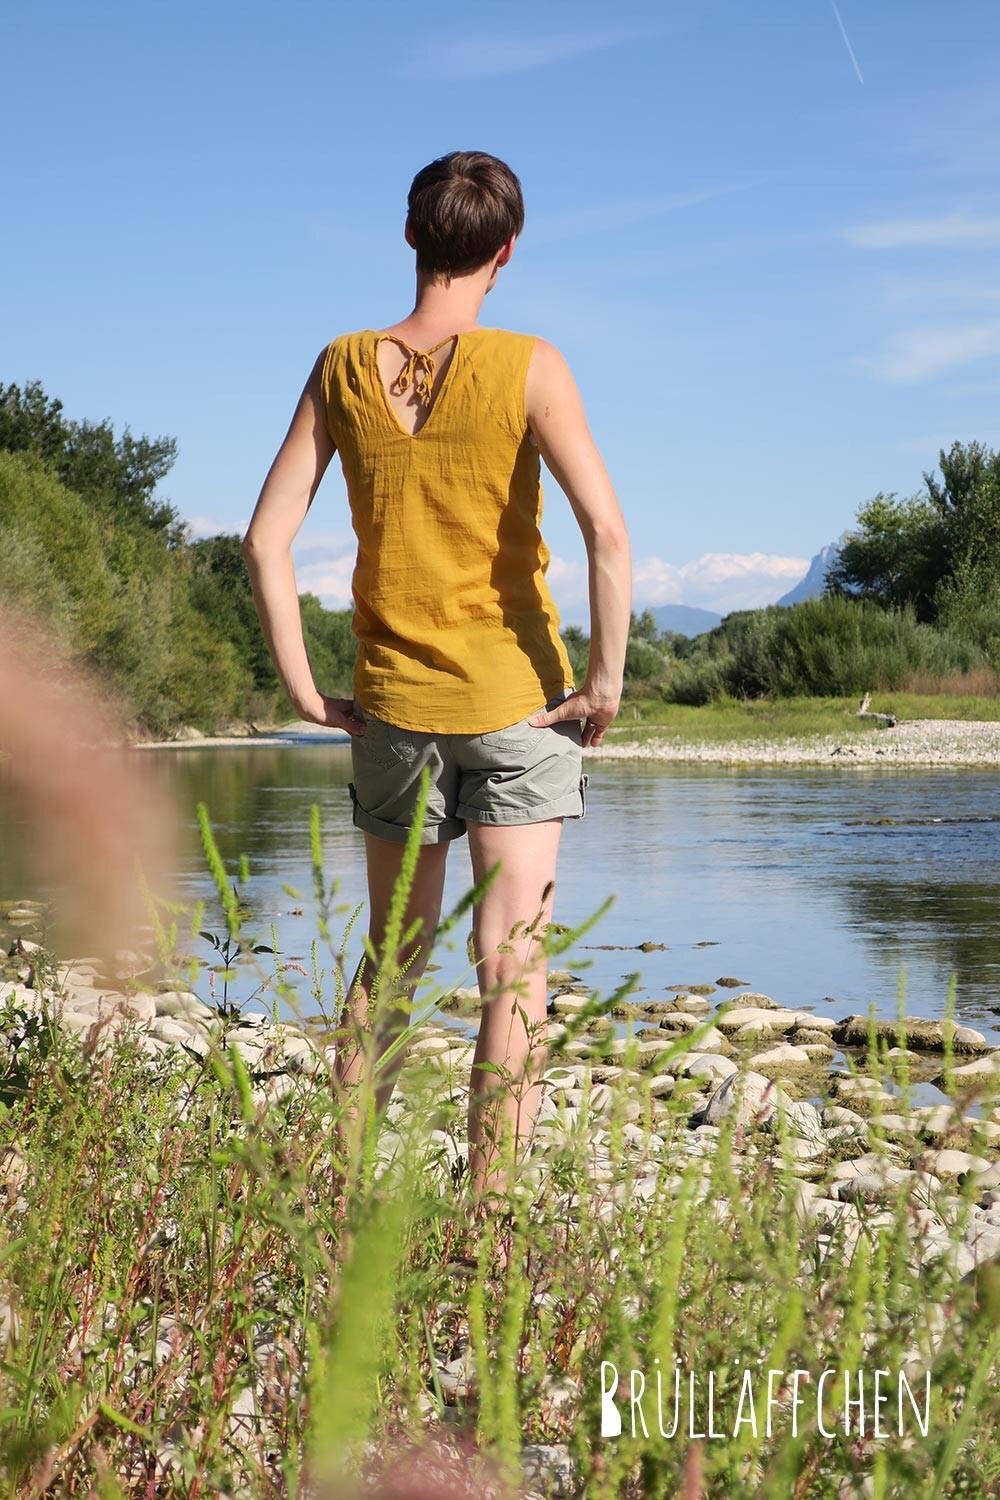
[525, 336, 586, 442]
[526, 336, 578, 401]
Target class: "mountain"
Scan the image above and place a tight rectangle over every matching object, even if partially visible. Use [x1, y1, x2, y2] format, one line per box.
[646, 603, 722, 637]
[776, 533, 851, 606]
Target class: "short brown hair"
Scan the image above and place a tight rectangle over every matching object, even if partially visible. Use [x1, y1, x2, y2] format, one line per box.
[406, 151, 525, 281]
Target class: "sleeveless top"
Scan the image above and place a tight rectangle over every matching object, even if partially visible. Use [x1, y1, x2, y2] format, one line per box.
[319, 326, 577, 733]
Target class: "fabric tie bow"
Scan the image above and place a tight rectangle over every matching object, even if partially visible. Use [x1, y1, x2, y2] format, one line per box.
[390, 348, 438, 409]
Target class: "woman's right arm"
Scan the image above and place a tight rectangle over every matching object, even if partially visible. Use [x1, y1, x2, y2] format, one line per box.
[524, 338, 632, 748]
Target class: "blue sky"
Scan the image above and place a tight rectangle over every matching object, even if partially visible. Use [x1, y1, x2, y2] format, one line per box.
[4, 1, 1000, 626]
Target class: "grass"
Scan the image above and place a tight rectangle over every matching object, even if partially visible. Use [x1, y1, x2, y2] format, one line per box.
[607, 693, 1000, 746]
[1, 781, 999, 1496]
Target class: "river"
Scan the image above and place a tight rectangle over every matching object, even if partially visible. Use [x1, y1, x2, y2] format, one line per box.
[3, 743, 1000, 1047]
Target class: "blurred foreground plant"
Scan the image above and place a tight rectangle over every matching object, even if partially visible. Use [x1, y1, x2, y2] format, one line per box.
[0, 777, 998, 1496]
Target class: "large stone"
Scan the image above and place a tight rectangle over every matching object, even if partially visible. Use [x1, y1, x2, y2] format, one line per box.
[666, 995, 712, 1015]
[716, 1014, 791, 1038]
[828, 1075, 897, 1112]
[964, 1219, 1000, 1266]
[934, 1054, 1000, 1085]
[969, 1162, 1000, 1194]
[721, 991, 780, 1007]
[677, 1053, 738, 1084]
[716, 1007, 837, 1040]
[747, 1043, 816, 1075]
[551, 994, 589, 1016]
[783, 1098, 826, 1149]
[0, 981, 45, 1013]
[691, 1026, 732, 1052]
[834, 1168, 920, 1203]
[407, 1035, 454, 1057]
[832, 1015, 989, 1055]
[648, 1074, 675, 1098]
[822, 1104, 867, 1128]
[922, 1148, 991, 1181]
[704, 1070, 787, 1129]
[438, 986, 480, 1017]
[64, 992, 155, 1027]
[154, 991, 217, 1023]
[150, 1017, 201, 1047]
[521, 1445, 575, 1498]
[656, 1011, 707, 1033]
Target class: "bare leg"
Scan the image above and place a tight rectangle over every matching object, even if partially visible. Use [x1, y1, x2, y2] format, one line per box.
[334, 833, 450, 1135]
[465, 817, 564, 1199]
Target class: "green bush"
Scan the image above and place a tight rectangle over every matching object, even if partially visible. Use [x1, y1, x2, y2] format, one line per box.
[0, 450, 120, 653]
[662, 656, 732, 706]
[0, 450, 253, 733]
[662, 594, 984, 703]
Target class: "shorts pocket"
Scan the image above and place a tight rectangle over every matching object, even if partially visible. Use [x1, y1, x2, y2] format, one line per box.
[476, 695, 573, 751]
[476, 709, 544, 752]
[354, 707, 424, 769]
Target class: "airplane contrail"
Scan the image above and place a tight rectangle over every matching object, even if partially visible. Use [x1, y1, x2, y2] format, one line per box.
[830, 0, 864, 84]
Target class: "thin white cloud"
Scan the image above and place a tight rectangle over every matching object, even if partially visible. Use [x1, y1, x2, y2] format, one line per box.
[184, 515, 235, 538]
[880, 277, 1000, 309]
[633, 552, 809, 611]
[293, 528, 353, 553]
[403, 25, 662, 80]
[295, 552, 357, 604]
[830, 1, 864, 85]
[864, 322, 1000, 382]
[845, 213, 1000, 250]
[286, 547, 809, 618]
[528, 178, 771, 247]
[551, 551, 809, 618]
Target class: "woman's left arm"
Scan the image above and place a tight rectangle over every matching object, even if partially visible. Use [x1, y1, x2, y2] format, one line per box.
[241, 349, 363, 736]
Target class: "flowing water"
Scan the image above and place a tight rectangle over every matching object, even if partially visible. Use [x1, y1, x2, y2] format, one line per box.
[3, 741, 1000, 1047]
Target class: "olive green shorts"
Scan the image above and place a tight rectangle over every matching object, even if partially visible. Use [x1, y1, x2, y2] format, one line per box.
[348, 690, 589, 844]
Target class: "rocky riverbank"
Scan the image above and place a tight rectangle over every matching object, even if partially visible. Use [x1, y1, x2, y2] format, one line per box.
[124, 715, 1000, 767]
[4, 934, 1000, 1493]
[588, 717, 1000, 767]
[5, 949, 999, 1292]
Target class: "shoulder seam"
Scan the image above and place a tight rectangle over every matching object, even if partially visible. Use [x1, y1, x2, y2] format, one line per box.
[320, 337, 344, 446]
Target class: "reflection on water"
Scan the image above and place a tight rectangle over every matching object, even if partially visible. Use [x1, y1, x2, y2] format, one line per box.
[2, 747, 1000, 1045]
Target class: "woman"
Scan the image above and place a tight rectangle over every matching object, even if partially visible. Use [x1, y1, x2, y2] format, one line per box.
[242, 150, 631, 1195]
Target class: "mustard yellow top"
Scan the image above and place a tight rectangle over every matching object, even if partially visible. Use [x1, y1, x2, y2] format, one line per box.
[320, 326, 577, 733]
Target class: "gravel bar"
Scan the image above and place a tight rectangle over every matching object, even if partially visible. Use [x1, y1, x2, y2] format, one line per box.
[130, 718, 1000, 767]
[588, 719, 1000, 768]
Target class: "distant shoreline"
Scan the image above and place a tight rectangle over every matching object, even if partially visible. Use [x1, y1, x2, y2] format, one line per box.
[126, 716, 1000, 768]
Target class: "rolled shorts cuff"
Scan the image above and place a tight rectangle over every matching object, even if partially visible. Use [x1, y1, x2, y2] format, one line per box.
[458, 773, 589, 827]
[347, 782, 467, 844]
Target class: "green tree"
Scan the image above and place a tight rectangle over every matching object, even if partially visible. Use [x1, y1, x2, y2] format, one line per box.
[826, 441, 1000, 632]
[188, 533, 283, 695]
[559, 624, 590, 685]
[298, 594, 359, 701]
[825, 491, 944, 620]
[0, 378, 182, 541]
